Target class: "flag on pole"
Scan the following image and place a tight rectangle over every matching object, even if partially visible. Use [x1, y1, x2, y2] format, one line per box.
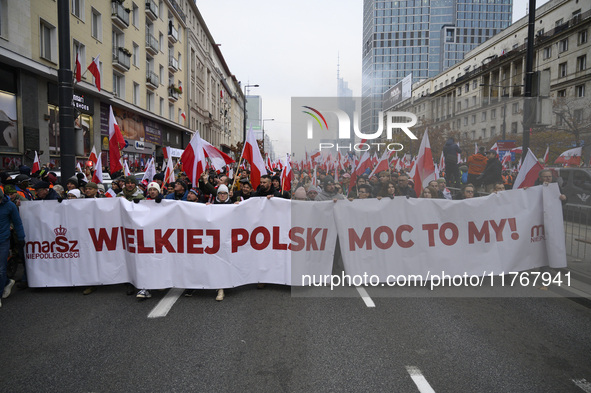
[514, 149, 545, 189]
[412, 128, 436, 196]
[356, 151, 372, 176]
[87, 55, 101, 91]
[240, 126, 267, 190]
[164, 156, 174, 186]
[544, 145, 549, 165]
[554, 146, 582, 166]
[490, 142, 498, 153]
[123, 161, 131, 177]
[202, 140, 235, 171]
[32, 151, 40, 173]
[108, 105, 125, 174]
[281, 154, 292, 192]
[180, 112, 186, 121]
[511, 146, 523, 154]
[439, 150, 445, 173]
[88, 145, 98, 166]
[91, 153, 103, 184]
[368, 151, 390, 179]
[501, 151, 512, 170]
[180, 131, 207, 185]
[142, 158, 156, 182]
[75, 47, 82, 83]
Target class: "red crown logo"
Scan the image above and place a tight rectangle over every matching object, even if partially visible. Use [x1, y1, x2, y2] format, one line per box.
[54, 225, 67, 237]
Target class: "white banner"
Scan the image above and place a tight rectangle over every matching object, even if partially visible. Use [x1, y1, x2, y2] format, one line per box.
[20, 185, 566, 288]
[20, 198, 337, 289]
[332, 184, 566, 280]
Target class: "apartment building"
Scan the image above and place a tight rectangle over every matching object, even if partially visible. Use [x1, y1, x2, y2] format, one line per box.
[0, 0, 244, 169]
[387, 0, 590, 156]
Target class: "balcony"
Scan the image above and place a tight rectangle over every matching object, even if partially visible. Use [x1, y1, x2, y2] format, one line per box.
[168, 86, 180, 102]
[168, 55, 178, 72]
[112, 47, 131, 72]
[146, 70, 159, 89]
[168, 23, 178, 44]
[111, 2, 130, 29]
[145, 0, 158, 20]
[146, 33, 158, 55]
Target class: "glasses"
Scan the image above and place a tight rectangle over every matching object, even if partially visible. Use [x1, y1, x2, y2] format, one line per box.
[218, 192, 228, 196]
[465, 190, 474, 193]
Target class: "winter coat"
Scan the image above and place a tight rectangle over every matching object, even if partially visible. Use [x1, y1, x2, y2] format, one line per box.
[442, 139, 462, 164]
[467, 153, 488, 175]
[0, 190, 25, 244]
[479, 157, 503, 186]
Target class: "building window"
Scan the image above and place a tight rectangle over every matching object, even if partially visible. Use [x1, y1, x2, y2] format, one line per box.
[178, 108, 182, 122]
[576, 84, 585, 97]
[555, 18, 563, 27]
[577, 55, 586, 72]
[465, 99, 469, 108]
[457, 101, 461, 111]
[465, 83, 469, 93]
[501, 106, 505, 117]
[481, 111, 487, 122]
[40, 20, 56, 62]
[491, 126, 496, 136]
[159, 32, 164, 51]
[512, 103, 519, 114]
[169, 104, 174, 120]
[113, 72, 125, 98]
[559, 38, 569, 53]
[0, 0, 8, 38]
[473, 80, 477, 90]
[158, 0, 164, 20]
[574, 109, 583, 122]
[491, 109, 496, 119]
[178, 52, 182, 69]
[132, 3, 139, 27]
[464, 117, 468, 126]
[471, 130, 475, 139]
[457, 119, 461, 129]
[91, 8, 102, 41]
[159, 64, 164, 85]
[147, 91, 154, 112]
[482, 128, 486, 138]
[543, 46, 551, 59]
[471, 115, 476, 124]
[72, 0, 84, 20]
[132, 42, 139, 66]
[133, 82, 139, 105]
[557, 89, 566, 97]
[579, 30, 588, 45]
[159, 97, 164, 116]
[511, 122, 518, 134]
[559, 62, 567, 77]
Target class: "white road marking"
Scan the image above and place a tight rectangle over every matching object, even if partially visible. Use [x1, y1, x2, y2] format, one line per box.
[147, 288, 184, 318]
[574, 379, 591, 393]
[355, 286, 375, 308]
[406, 366, 436, 393]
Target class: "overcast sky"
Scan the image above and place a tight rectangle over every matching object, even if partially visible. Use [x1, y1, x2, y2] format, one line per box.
[197, 0, 550, 159]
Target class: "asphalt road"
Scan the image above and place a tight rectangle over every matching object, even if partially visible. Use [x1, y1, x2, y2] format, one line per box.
[2, 280, 591, 393]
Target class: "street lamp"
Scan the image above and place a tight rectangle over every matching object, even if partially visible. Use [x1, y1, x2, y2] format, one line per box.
[243, 84, 259, 142]
[262, 118, 274, 154]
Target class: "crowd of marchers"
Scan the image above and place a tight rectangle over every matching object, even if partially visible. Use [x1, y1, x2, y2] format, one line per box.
[0, 139, 567, 307]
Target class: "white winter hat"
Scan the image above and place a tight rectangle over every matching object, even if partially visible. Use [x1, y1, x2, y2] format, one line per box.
[147, 182, 161, 193]
[67, 189, 81, 198]
[217, 184, 229, 194]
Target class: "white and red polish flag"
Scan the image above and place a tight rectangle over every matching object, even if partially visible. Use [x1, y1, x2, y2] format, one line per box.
[312, 167, 317, 186]
[501, 151, 512, 170]
[91, 153, 103, 184]
[32, 151, 40, 173]
[180, 131, 207, 185]
[87, 55, 101, 91]
[544, 145, 549, 165]
[412, 128, 436, 196]
[76, 161, 83, 174]
[75, 47, 82, 83]
[265, 154, 273, 171]
[511, 146, 523, 154]
[88, 145, 98, 166]
[356, 151, 372, 176]
[142, 158, 156, 182]
[108, 105, 125, 174]
[180, 111, 186, 121]
[439, 150, 445, 173]
[368, 150, 390, 179]
[201, 140, 235, 171]
[475, 142, 478, 155]
[123, 161, 131, 177]
[163, 155, 174, 185]
[514, 149, 545, 189]
[555, 146, 582, 166]
[490, 142, 498, 153]
[280, 154, 292, 192]
[240, 125, 267, 190]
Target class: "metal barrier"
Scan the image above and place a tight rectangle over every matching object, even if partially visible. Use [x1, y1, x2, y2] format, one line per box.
[563, 204, 591, 262]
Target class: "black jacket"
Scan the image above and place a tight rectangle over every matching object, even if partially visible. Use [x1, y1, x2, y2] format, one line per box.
[479, 157, 503, 186]
[443, 139, 462, 164]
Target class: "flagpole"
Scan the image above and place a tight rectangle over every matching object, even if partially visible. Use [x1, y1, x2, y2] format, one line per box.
[231, 156, 244, 191]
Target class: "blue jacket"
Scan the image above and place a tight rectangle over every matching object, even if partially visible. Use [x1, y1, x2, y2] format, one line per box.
[165, 190, 188, 201]
[0, 193, 25, 243]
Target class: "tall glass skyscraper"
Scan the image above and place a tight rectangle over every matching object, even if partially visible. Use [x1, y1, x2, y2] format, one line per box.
[361, 0, 512, 133]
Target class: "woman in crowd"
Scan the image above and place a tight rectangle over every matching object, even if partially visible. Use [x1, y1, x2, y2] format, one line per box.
[419, 186, 438, 198]
[378, 180, 398, 200]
